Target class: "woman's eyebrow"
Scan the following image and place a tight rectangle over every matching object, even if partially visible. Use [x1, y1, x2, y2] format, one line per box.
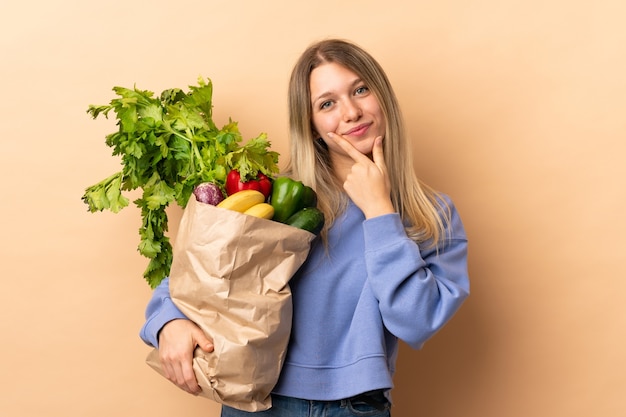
[311, 91, 332, 105]
[311, 78, 363, 105]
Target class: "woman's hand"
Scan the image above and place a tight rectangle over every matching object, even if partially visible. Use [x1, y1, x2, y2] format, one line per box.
[157, 319, 214, 395]
[328, 133, 394, 219]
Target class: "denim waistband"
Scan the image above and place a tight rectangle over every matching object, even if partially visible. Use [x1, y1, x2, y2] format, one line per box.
[221, 390, 390, 416]
[347, 390, 388, 411]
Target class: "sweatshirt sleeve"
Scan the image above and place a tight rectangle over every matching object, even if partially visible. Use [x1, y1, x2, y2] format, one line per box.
[139, 277, 189, 348]
[362, 196, 470, 349]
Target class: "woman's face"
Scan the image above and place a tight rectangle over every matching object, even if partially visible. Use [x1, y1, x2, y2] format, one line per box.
[309, 62, 386, 160]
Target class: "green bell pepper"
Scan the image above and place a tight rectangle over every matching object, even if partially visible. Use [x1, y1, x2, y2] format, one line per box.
[270, 177, 317, 223]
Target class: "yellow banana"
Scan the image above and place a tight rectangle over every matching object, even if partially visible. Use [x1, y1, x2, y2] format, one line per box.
[217, 190, 266, 213]
[243, 203, 275, 219]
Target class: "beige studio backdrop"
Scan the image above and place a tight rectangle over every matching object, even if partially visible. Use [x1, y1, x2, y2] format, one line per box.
[1, 1, 624, 416]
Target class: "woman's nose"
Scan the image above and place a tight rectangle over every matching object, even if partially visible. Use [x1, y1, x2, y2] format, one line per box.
[342, 99, 362, 122]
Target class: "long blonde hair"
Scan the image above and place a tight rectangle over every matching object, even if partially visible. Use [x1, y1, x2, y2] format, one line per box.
[285, 39, 449, 246]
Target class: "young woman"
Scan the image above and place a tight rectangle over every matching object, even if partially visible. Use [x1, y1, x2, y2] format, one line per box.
[140, 39, 470, 417]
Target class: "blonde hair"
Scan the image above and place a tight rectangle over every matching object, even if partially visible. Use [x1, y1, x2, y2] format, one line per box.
[285, 39, 449, 246]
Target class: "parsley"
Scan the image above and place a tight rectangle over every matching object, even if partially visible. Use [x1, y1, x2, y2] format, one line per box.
[82, 77, 280, 288]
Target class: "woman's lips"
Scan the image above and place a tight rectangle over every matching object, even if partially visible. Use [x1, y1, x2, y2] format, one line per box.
[344, 123, 371, 136]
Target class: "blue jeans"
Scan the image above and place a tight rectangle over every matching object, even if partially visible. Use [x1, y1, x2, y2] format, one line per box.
[221, 391, 391, 417]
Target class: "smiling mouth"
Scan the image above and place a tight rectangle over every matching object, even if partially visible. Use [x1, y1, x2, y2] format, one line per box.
[344, 123, 371, 136]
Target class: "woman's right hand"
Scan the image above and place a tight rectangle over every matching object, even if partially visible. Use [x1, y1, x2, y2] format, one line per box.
[157, 319, 214, 395]
[327, 134, 394, 219]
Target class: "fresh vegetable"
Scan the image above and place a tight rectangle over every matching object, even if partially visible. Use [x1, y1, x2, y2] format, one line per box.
[285, 207, 325, 235]
[217, 190, 266, 213]
[81, 77, 280, 288]
[243, 203, 275, 219]
[301, 185, 318, 210]
[270, 177, 318, 223]
[226, 169, 272, 198]
[193, 182, 225, 205]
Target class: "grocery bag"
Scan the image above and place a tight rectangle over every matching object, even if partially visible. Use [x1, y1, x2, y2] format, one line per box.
[146, 194, 315, 411]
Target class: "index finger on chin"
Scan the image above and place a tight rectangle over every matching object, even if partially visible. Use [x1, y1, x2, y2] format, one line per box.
[326, 132, 369, 162]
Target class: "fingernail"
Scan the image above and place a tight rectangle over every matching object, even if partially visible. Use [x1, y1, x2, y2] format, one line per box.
[326, 132, 335, 138]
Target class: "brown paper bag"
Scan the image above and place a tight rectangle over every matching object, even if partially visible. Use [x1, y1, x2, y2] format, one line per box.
[146, 195, 315, 411]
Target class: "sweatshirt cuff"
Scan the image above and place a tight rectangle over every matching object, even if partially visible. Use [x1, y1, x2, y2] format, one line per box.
[139, 297, 188, 348]
[363, 213, 408, 250]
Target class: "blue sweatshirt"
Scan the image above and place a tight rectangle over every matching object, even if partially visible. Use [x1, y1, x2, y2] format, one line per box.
[140, 195, 469, 402]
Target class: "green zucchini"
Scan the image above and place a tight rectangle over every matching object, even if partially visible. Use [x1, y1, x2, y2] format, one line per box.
[285, 207, 325, 235]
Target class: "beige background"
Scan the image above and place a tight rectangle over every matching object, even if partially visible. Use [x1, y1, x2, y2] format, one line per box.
[1, 1, 624, 416]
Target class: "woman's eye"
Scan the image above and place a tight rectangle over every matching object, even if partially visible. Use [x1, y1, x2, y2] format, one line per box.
[320, 101, 332, 110]
[355, 86, 369, 95]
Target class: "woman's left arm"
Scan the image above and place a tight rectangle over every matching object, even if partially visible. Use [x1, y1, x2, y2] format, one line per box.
[363, 197, 470, 349]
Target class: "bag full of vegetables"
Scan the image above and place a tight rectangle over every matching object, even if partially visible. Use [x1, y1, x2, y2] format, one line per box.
[147, 193, 316, 411]
[82, 78, 322, 411]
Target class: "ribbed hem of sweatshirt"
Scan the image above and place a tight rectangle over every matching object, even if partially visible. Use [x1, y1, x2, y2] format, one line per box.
[272, 354, 393, 401]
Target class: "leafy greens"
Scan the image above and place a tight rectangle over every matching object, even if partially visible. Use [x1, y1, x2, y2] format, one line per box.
[82, 77, 280, 288]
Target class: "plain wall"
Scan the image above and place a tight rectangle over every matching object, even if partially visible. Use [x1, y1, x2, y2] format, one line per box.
[1, 1, 624, 416]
